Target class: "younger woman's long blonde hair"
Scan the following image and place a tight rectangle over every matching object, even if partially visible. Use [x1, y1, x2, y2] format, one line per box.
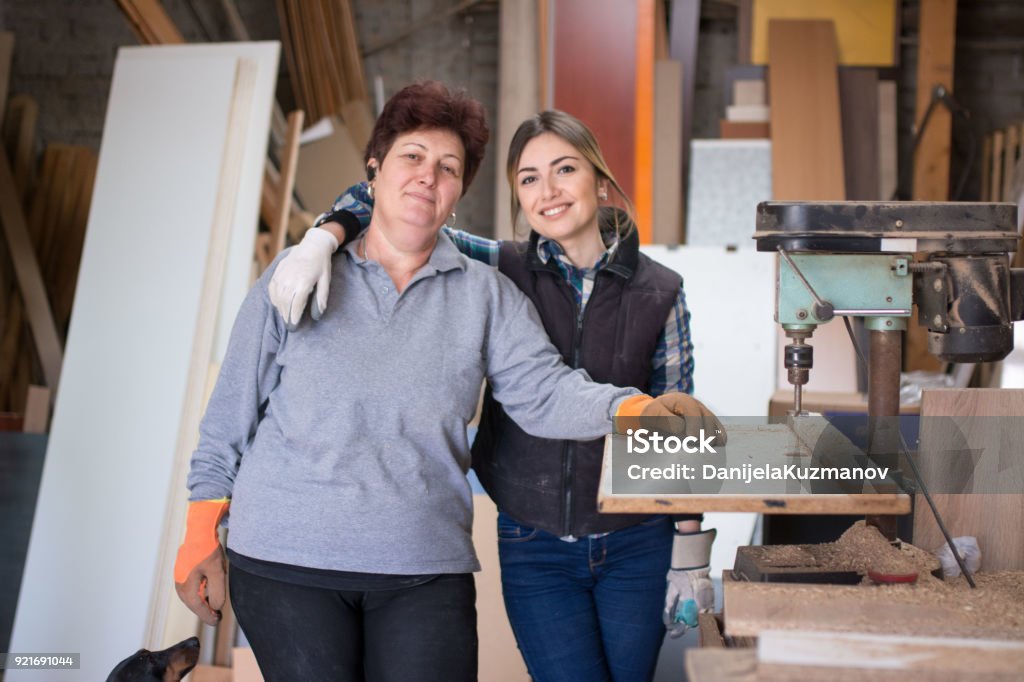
[505, 110, 636, 241]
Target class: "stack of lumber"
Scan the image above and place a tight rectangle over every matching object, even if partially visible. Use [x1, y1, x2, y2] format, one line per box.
[275, 0, 374, 145]
[0, 32, 96, 416]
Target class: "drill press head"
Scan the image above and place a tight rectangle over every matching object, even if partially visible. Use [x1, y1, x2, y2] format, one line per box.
[754, 201, 1022, 399]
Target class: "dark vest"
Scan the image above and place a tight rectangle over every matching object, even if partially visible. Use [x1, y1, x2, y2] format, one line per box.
[471, 222, 682, 536]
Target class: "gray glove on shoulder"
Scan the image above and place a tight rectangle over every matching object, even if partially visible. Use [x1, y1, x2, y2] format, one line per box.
[267, 227, 339, 329]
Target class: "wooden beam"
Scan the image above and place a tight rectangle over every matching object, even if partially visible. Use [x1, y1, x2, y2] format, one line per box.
[912, 0, 956, 200]
[1002, 124, 1019, 202]
[114, 0, 185, 44]
[0, 151, 62, 393]
[22, 384, 49, 433]
[990, 129, 1004, 202]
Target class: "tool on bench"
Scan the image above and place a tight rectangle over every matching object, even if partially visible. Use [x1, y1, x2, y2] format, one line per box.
[754, 201, 1023, 587]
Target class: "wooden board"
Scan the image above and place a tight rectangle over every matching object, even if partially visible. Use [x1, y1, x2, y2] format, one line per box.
[751, 0, 897, 66]
[0, 32, 13, 129]
[7, 44, 277, 681]
[685, 648, 757, 682]
[720, 120, 769, 139]
[912, 0, 956, 201]
[878, 80, 898, 200]
[913, 389, 1024, 571]
[722, 572, 1024, 640]
[768, 20, 845, 201]
[652, 59, 682, 244]
[1003, 125, 1019, 202]
[991, 130, 1005, 202]
[757, 629, 1024, 680]
[838, 68, 879, 200]
[293, 116, 364, 216]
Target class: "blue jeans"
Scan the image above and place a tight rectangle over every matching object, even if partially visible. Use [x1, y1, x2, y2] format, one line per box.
[497, 512, 673, 682]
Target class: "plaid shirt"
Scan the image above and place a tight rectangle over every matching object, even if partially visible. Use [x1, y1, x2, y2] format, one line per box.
[315, 184, 694, 396]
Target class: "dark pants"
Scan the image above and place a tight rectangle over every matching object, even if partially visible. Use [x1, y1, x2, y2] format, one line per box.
[229, 566, 478, 682]
[497, 513, 673, 682]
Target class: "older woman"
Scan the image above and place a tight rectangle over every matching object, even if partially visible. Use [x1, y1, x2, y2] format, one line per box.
[173, 82, 717, 682]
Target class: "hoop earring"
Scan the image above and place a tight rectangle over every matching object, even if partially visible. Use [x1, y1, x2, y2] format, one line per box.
[445, 211, 457, 228]
[598, 189, 608, 200]
[367, 183, 375, 199]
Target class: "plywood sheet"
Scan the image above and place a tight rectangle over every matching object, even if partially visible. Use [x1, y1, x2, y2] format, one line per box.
[7, 43, 278, 681]
[685, 140, 770, 248]
[768, 19, 845, 201]
[751, 0, 897, 66]
[913, 389, 1024, 571]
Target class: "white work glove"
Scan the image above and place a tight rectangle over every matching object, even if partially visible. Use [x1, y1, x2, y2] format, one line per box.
[935, 536, 981, 578]
[664, 528, 716, 638]
[267, 227, 339, 329]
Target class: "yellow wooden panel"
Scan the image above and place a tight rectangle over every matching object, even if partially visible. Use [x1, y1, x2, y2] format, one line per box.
[751, 0, 896, 66]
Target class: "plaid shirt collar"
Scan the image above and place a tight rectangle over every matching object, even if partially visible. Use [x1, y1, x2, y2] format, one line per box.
[535, 234, 621, 273]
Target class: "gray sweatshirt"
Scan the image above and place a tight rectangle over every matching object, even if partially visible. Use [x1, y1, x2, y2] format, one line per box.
[187, 233, 640, 574]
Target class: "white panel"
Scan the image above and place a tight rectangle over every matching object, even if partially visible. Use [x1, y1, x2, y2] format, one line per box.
[640, 246, 777, 416]
[686, 140, 770, 249]
[9, 44, 277, 681]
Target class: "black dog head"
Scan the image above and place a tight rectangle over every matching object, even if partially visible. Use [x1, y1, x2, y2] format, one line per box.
[106, 636, 200, 682]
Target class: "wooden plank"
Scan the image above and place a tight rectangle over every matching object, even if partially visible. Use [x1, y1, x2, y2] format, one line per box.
[912, 0, 956, 201]
[991, 129, 1005, 202]
[1003, 124, 1019, 202]
[269, 109, 304, 262]
[768, 20, 845, 200]
[720, 120, 769, 139]
[21, 385, 49, 433]
[757, 629, 1024, 679]
[652, 60, 682, 245]
[877, 80, 897, 200]
[698, 612, 726, 648]
[7, 44, 277, 681]
[737, 0, 753, 64]
[913, 389, 1024, 571]
[0, 152, 63, 393]
[115, 0, 185, 44]
[5, 94, 38, 203]
[722, 573, 1024, 640]
[726, 104, 769, 122]
[752, 0, 897, 66]
[839, 68, 879, 200]
[686, 649, 757, 682]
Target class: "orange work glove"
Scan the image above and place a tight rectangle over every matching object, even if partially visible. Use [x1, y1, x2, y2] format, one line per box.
[615, 393, 727, 446]
[174, 499, 229, 626]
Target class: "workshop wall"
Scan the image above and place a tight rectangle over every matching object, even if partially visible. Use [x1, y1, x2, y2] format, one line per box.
[0, 0, 499, 233]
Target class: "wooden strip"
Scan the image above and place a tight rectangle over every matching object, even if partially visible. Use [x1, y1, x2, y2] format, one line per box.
[913, 389, 1024, 571]
[52, 147, 97, 336]
[1002, 124, 1019, 202]
[633, 0, 654, 243]
[0, 151, 63, 391]
[912, 0, 956, 201]
[757, 629, 1024, 678]
[131, 0, 185, 44]
[737, 0, 753, 64]
[21, 385, 49, 433]
[839, 68, 879, 200]
[0, 32, 14, 129]
[336, 0, 367, 103]
[269, 110, 304, 260]
[877, 80, 897, 200]
[991, 129, 1004, 202]
[652, 59, 682, 244]
[6, 94, 38, 203]
[768, 19, 845, 200]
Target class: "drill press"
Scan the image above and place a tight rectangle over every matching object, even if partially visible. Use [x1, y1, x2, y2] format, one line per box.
[755, 201, 1022, 541]
[755, 201, 1022, 418]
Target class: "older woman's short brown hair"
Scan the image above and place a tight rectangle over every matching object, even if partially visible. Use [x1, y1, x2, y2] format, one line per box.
[365, 81, 489, 195]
